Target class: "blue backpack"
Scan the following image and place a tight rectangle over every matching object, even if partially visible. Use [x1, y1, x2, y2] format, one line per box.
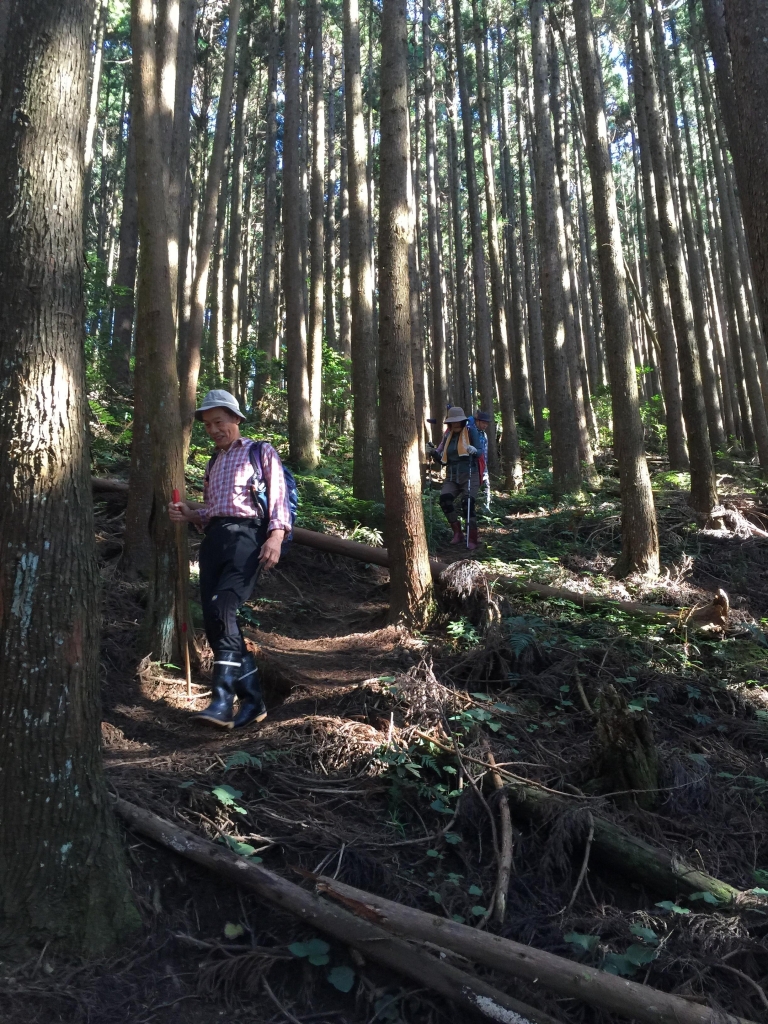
[207, 440, 298, 553]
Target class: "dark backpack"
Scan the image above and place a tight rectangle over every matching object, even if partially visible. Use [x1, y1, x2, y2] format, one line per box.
[207, 440, 298, 553]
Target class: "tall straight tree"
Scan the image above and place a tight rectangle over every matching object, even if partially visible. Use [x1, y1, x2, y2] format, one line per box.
[178, 0, 240, 444]
[0, 0, 137, 951]
[378, 0, 434, 628]
[652, 4, 725, 453]
[530, 0, 581, 497]
[629, 29, 688, 470]
[631, 0, 717, 514]
[423, 0, 448, 437]
[131, 0, 193, 662]
[470, 0, 523, 490]
[308, 0, 325, 446]
[110, 127, 138, 391]
[224, 35, 251, 392]
[255, 0, 281, 396]
[344, 0, 381, 498]
[704, 0, 768, 351]
[283, 0, 317, 467]
[444, 36, 471, 413]
[451, 0, 498, 474]
[574, 0, 659, 576]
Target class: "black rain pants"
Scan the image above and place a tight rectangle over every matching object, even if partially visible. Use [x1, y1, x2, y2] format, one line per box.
[199, 517, 264, 658]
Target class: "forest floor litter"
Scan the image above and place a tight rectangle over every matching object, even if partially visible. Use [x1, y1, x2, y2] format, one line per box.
[3, 465, 768, 1024]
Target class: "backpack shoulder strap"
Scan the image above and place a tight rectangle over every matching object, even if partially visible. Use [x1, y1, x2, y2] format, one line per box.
[205, 449, 219, 479]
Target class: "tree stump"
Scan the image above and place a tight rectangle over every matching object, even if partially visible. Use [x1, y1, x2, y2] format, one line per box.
[593, 684, 659, 810]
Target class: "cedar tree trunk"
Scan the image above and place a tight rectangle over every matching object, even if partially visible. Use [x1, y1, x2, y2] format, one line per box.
[378, 0, 435, 628]
[0, 0, 137, 952]
[574, 0, 659, 576]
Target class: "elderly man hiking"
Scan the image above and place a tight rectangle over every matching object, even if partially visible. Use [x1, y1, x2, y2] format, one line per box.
[168, 390, 293, 729]
[428, 406, 481, 550]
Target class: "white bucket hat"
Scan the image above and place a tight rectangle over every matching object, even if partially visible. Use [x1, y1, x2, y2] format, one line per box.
[195, 389, 246, 421]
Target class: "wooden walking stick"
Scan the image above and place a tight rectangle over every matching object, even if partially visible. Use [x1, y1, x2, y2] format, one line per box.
[173, 488, 193, 698]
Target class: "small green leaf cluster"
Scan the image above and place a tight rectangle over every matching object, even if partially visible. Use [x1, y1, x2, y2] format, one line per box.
[564, 921, 660, 978]
[288, 938, 356, 993]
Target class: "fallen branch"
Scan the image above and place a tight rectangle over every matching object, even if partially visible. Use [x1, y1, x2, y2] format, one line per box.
[414, 730, 742, 904]
[113, 798, 562, 1024]
[316, 876, 756, 1024]
[485, 745, 514, 925]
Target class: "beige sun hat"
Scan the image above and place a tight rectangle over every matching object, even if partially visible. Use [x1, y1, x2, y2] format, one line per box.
[195, 389, 246, 421]
[444, 406, 468, 423]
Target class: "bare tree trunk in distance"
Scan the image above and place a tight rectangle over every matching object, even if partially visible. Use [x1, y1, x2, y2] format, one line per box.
[84, 0, 108, 195]
[630, 30, 688, 470]
[110, 126, 138, 390]
[255, 0, 281, 402]
[308, 0, 325, 448]
[178, 0, 240, 445]
[471, 0, 523, 491]
[706, 0, 768, 354]
[530, 0, 582, 497]
[451, 0, 499, 475]
[345, 0, 382, 498]
[325, 51, 339, 353]
[653, 5, 725, 453]
[632, 0, 717, 515]
[379, 0, 435, 628]
[284, 0, 317, 467]
[423, 0, 448, 440]
[444, 38, 471, 414]
[0, 0, 137, 952]
[574, 0, 659, 576]
[131, 0, 192, 662]
[224, 35, 251, 392]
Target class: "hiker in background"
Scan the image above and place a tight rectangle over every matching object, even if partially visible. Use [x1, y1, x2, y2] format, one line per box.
[474, 411, 492, 511]
[428, 406, 481, 550]
[168, 390, 293, 729]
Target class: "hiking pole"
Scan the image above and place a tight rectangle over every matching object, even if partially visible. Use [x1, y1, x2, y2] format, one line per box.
[173, 488, 193, 699]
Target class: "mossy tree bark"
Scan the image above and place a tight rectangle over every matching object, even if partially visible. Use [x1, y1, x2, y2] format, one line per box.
[0, 0, 137, 951]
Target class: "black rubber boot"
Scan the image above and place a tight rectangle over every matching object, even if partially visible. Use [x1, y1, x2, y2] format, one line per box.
[233, 652, 267, 729]
[194, 657, 240, 728]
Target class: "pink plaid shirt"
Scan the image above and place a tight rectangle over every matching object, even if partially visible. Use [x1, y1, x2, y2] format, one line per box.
[197, 438, 292, 535]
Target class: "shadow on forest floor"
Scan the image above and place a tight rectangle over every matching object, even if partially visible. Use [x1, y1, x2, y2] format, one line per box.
[4, 464, 768, 1024]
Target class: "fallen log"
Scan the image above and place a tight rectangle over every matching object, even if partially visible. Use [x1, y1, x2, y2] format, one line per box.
[316, 876, 755, 1024]
[291, 526, 447, 578]
[415, 730, 742, 905]
[91, 476, 725, 623]
[114, 798, 562, 1024]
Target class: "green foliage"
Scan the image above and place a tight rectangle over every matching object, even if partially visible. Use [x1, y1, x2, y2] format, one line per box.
[446, 617, 481, 647]
[212, 785, 247, 815]
[655, 900, 690, 915]
[327, 965, 356, 992]
[652, 471, 691, 491]
[223, 750, 261, 770]
[221, 835, 261, 860]
[289, 938, 331, 965]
